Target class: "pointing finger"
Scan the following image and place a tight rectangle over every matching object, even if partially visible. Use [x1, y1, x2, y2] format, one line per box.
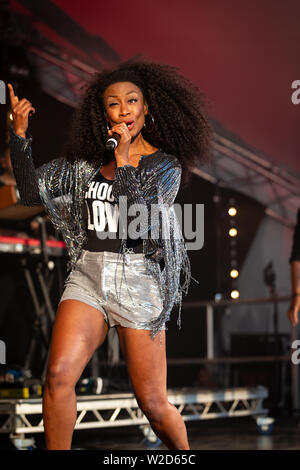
[7, 83, 14, 97]
[7, 83, 19, 105]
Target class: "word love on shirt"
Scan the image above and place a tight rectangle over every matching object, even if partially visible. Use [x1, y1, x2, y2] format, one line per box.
[85, 179, 119, 233]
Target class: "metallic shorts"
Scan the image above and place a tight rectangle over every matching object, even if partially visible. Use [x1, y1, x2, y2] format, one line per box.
[58, 250, 165, 331]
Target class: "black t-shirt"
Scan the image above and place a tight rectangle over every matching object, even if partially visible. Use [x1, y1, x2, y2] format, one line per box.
[84, 169, 143, 253]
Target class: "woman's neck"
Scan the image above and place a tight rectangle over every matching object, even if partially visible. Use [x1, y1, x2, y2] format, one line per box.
[128, 134, 157, 158]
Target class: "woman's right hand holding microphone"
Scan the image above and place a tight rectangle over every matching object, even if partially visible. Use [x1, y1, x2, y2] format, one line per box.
[8, 83, 35, 138]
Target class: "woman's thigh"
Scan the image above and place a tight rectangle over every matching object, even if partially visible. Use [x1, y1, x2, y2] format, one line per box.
[116, 326, 167, 402]
[46, 299, 109, 385]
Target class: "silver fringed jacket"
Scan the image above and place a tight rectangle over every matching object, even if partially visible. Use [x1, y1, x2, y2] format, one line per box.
[9, 128, 195, 338]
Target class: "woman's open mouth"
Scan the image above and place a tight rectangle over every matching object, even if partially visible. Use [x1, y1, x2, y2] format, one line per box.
[125, 121, 134, 130]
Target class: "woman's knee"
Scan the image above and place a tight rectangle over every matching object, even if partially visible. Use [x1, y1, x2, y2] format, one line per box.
[45, 359, 78, 392]
[138, 396, 170, 423]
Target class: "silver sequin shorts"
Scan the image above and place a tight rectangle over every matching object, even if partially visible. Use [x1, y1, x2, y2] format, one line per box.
[58, 250, 165, 331]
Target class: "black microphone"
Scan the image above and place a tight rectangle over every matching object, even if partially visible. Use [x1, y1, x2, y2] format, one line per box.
[106, 132, 120, 151]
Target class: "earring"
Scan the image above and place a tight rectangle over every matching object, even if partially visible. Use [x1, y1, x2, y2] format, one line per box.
[106, 122, 110, 131]
[143, 112, 155, 132]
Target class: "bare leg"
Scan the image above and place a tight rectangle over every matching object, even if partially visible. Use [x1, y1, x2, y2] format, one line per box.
[116, 326, 190, 450]
[43, 300, 109, 449]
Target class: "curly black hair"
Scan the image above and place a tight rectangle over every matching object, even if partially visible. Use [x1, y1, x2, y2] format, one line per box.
[63, 55, 213, 187]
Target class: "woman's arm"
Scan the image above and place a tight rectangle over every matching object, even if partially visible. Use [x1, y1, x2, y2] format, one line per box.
[287, 209, 300, 326]
[8, 83, 42, 206]
[9, 128, 42, 206]
[287, 261, 300, 326]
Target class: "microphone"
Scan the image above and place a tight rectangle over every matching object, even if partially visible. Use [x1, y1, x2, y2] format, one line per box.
[106, 132, 120, 151]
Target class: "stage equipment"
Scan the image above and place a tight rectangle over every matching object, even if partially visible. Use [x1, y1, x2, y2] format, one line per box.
[0, 195, 67, 379]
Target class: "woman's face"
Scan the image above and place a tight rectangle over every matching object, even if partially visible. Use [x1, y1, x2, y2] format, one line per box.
[103, 81, 147, 141]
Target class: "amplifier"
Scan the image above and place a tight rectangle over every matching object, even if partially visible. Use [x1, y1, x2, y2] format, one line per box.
[0, 383, 42, 398]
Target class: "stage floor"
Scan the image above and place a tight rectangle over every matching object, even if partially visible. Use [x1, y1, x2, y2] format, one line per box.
[1, 416, 299, 450]
[72, 416, 300, 450]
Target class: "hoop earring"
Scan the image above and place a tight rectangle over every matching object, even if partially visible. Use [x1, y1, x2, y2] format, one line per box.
[143, 112, 155, 133]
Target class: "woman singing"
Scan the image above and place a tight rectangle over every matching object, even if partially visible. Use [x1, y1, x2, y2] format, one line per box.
[8, 57, 212, 450]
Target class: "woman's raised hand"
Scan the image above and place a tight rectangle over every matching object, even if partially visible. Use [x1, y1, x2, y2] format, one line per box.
[8, 83, 36, 138]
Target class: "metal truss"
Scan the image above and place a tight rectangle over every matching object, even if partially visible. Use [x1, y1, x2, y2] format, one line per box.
[196, 131, 300, 228]
[3, 6, 117, 108]
[0, 386, 268, 435]
[28, 45, 98, 108]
